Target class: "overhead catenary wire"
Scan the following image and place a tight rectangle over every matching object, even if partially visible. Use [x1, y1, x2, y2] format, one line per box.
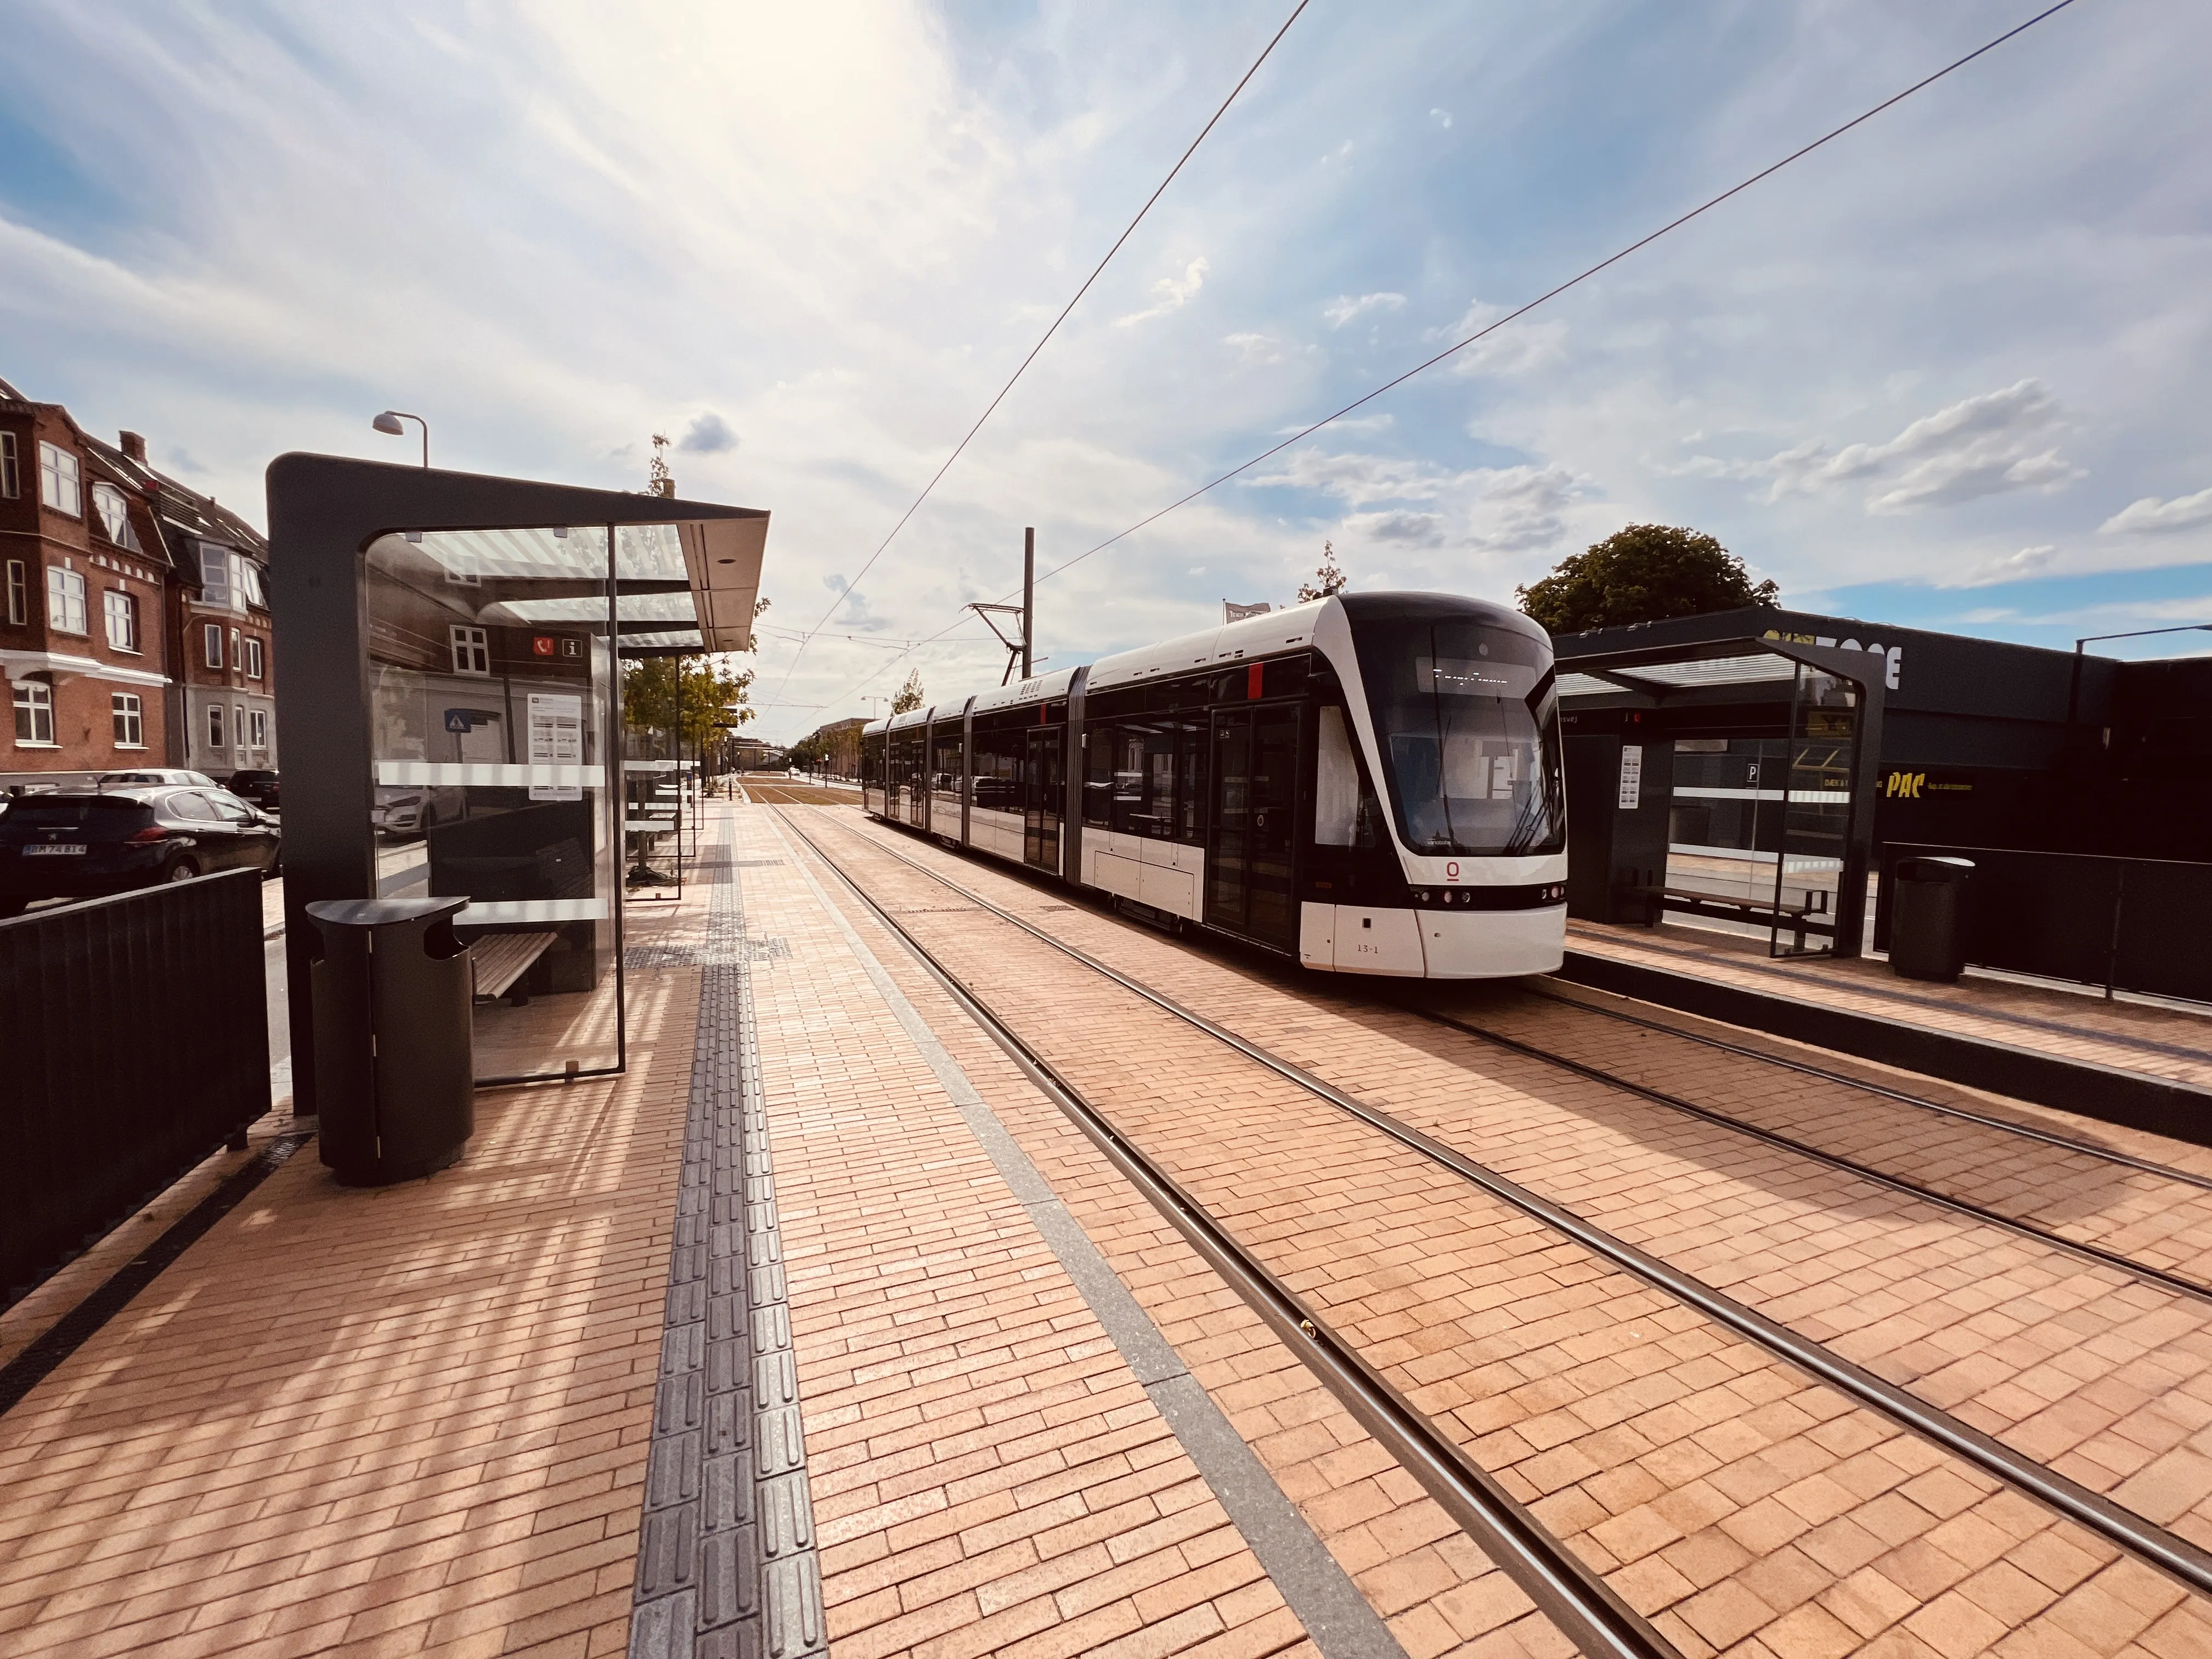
[793, 0, 2084, 723]
[760, 0, 1313, 718]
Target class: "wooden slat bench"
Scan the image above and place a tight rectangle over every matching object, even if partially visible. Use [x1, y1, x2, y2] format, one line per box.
[471, 931, 559, 1004]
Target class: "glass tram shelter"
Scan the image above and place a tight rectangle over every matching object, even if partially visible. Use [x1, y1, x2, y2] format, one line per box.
[268, 453, 767, 1114]
[1553, 635, 1884, 958]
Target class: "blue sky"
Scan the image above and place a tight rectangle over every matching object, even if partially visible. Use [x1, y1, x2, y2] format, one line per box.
[1, 1, 2207, 738]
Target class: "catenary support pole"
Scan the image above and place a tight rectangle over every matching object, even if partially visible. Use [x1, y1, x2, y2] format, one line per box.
[1022, 526, 1034, 680]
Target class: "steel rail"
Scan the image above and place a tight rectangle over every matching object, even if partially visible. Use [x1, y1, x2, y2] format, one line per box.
[776, 809, 1681, 1659]
[793, 809, 2212, 1601]
[1409, 1006, 2212, 1307]
[1522, 984, 2212, 1193]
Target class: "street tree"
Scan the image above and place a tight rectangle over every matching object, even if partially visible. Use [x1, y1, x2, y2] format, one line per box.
[623, 654, 755, 749]
[891, 670, 926, 714]
[1515, 524, 1778, 635]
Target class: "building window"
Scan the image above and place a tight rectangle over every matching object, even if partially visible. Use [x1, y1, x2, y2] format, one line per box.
[207, 701, 225, 751]
[200, 543, 232, 610]
[250, 708, 268, 751]
[104, 589, 140, 652]
[245, 636, 264, 679]
[450, 624, 490, 675]
[230, 627, 241, 669]
[112, 692, 144, 748]
[13, 679, 54, 746]
[239, 561, 266, 609]
[0, 432, 17, 499]
[46, 566, 87, 635]
[90, 482, 140, 550]
[204, 622, 223, 668]
[38, 442, 81, 517]
[4, 560, 22, 625]
[233, 703, 246, 755]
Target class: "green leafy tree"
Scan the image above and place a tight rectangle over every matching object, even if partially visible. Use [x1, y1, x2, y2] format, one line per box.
[1515, 524, 1778, 635]
[624, 654, 755, 750]
[1296, 540, 1347, 603]
[891, 669, 925, 714]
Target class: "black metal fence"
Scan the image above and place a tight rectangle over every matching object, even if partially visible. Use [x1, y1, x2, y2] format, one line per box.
[1, 869, 270, 1305]
[1875, 842, 2212, 1003]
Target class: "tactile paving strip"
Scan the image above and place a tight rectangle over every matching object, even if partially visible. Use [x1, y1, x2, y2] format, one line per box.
[631, 851, 826, 1659]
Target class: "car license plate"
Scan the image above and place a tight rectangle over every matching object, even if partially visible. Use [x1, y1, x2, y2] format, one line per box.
[24, 844, 87, 856]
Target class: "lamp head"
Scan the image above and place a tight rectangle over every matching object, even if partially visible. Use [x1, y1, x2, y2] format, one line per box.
[372, 411, 406, 436]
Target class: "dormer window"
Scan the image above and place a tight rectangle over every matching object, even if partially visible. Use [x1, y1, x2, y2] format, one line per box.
[91, 482, 142, 551]
[200, 543, 233, 610]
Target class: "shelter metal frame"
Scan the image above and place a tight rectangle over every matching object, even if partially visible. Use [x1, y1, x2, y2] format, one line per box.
[268, 452, 765, 1116]
[1554, 635, 1886, 958]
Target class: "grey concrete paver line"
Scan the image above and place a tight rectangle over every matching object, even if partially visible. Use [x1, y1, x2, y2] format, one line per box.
[806, 808, 2212, 1659]
[760, 805, 1412, 1659]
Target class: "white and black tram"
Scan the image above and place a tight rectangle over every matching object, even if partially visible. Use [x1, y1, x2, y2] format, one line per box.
[859, 591, 1567, 978]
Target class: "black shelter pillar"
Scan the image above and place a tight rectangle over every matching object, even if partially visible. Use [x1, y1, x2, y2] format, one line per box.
[1564, 709, 1671, 924]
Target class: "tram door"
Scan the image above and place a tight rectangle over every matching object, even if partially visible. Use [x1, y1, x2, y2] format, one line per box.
[1205, 703, 1300, 949]
[1023, 726, 1063, 872]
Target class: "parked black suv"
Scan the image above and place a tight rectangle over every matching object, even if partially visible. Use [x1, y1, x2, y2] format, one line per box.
[0, 787, 281, 916]
[228, 769, 281, 811]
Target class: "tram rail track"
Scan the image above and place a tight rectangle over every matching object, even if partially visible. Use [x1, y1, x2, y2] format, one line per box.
[771, 809, 1680, 1659]
[779, 805, 2212, 1610]
[1513, 984, 2212, 1194]
[1406, 1003, 2212, 1308]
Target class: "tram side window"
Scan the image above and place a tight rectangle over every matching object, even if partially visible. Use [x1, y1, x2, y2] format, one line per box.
[931, 731, 962, 797]
[1111, 721, 1178, 838]
[971, 723, 1021, 813]
[1082, 729, 1113, 826]
[1315, 707, 1358, 846]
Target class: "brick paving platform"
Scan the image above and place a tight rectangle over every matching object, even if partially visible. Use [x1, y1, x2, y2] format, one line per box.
[795, 807, 2212, 1659]
[0, 901, 709, 1657]
[1567, 922, 2212, 1092]
[15, 794, 2212, 1659]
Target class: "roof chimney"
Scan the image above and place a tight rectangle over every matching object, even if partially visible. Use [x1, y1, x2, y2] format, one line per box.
[120, 431, 147, 462]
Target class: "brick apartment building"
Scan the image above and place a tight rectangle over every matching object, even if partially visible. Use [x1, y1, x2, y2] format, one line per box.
[1, 377, 275, 788]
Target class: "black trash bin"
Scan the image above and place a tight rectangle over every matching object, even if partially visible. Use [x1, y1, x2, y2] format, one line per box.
[1889, 856, 1973, 983]
[306, 896, 475, 1186]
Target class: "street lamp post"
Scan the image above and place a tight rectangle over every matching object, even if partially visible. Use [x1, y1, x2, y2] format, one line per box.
[2067, 622, 2212, 730]
[373, 410, 430, 467]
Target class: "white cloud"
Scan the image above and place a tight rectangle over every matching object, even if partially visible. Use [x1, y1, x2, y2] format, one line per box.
[1463, 465, 1582, 552]
[1259, 452, 1583, 555]
[2100, 487, 2212, 535]
[1248, 448, 1463, 506]
[1222, 331, 1283, 364]
[1676, 380, 2085, 515]
[1431, 297, 1566, 375]
[1115, 256, 1208, 328]
[1950, 545, 2057, 588]
[1429, 108, 1453, 129]
[1323, 291, 1405, 329]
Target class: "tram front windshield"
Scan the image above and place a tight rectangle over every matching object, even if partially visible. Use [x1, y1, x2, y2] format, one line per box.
[1356, 617, 1565, 857]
